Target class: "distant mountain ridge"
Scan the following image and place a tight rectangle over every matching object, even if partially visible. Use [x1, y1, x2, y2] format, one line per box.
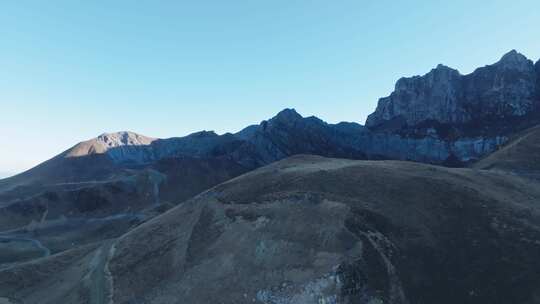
[3, 50, 540, 188]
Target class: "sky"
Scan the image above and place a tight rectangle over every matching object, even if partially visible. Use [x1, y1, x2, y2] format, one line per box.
[0, 0, 539, 176]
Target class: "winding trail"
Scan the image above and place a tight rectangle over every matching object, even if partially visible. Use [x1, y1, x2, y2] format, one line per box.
[148, 169, 165, 207]
[89, 240, 116, 304]
[153, 181, 160, 206]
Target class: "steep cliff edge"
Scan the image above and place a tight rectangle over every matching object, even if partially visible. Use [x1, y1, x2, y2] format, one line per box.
[364, 50, 540, 164]
[366, 50, 538, 131]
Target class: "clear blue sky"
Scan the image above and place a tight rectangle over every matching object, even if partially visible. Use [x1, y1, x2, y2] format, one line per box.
[1, 0, 539, 176]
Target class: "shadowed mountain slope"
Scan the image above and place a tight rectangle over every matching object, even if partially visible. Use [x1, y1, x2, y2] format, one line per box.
[3, 155, 540, 303]
[474, 125, 540, 174]
[105, 156, 540, 304]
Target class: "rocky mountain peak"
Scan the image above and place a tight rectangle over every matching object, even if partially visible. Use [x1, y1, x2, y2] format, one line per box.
[97, 131, 155, 147]
[234, 125, 259, 140]
[500, 49, 526, 61]
[66, 131, 155, 158]
[271, 108, 302, 122]
[393, 64, 460, 91]
[186, 130, 219, 138]
[366, 50, 539, 130]
[262, 108, 304, 129]
[367, 62, 463, 128]
[495, 49, 534, 71]
[434, 63, 459, 73]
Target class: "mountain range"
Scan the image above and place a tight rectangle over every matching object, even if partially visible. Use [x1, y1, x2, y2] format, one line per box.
[1, 50, 540, 304]
[4, 50, 539, 189]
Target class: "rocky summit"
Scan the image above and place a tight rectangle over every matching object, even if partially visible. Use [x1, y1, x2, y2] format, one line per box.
[366, 50, 539, 130]
[1, 50, 540, 304]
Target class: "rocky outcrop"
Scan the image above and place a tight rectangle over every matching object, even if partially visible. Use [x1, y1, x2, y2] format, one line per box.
[356, 132, 507, 164]
[232, 109, 513, 165]
[361, 50, 540, 164]
[230, 109, 370, 167]
[366, 50, 539, 131]
[461, 50, 538, 121]
[63, 130, 243, 165]
[367, 64, 464, 127]
[67, 131, 156, 159]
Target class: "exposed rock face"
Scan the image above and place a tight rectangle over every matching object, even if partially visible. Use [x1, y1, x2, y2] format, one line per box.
[67, 131, 156, 158]
[462, 50, 538, 120]
[366, 50, 539, 129]
[361, 50, 540, 164]
[231, 109, 370, 167]
[63, 130, 242, 166]
[231, 109, 511, 165]
[357, 131, 507, 164]
[367, 64, 464, 127]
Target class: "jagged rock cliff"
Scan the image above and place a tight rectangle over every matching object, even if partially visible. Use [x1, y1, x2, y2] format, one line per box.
[366, 50, 539, 130]
[230, 109, 370, 167]
[367, 64, 464, 127]
[363, 50, 540, 164]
